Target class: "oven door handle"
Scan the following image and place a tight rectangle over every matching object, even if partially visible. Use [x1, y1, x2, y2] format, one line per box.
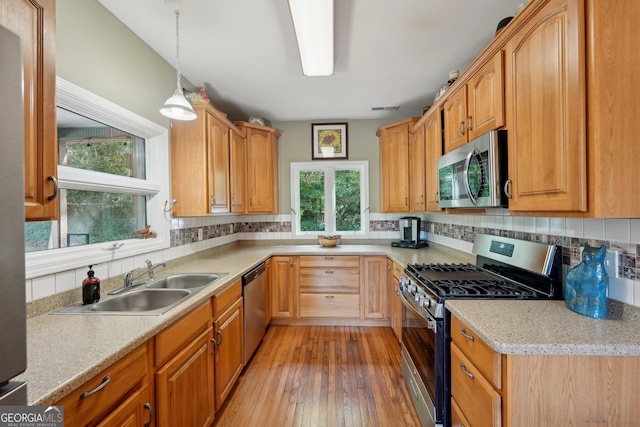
[398, 289, 437, 328]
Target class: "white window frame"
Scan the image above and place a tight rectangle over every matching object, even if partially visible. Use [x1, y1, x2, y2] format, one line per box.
[25, 77, 171, 278]
[291, 161, 369, 237]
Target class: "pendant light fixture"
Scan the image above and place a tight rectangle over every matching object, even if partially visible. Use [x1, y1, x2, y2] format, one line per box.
[160, 3, 197, 121]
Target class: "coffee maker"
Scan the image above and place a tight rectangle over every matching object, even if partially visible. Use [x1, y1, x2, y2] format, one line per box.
[391, 216, 428, 249]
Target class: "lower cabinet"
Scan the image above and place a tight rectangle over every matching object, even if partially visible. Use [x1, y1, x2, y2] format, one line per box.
[270, 256, 297, 319]
[388, 259, 403, 342]
[155, 327, 215, 427]
[155, 302, 215, 427]
[361, 256, 388, 319]
[213, 295, 244, 408]
[55, 344, 152, 427]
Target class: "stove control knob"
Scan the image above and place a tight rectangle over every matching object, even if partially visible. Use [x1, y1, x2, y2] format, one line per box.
[408, 284, 417, 293]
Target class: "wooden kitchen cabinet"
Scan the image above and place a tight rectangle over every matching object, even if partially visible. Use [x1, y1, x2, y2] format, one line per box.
[212, 287, 244, 409]
[408, 124, 427, 212]
[298, 255, 360, 318]
[452, 312, 640, 426]
[1, 0, 58, 220]
[171, 103, 236, 216]
[378, 117, 420, 212]
[422, 108, 443, 212]
[450, 315, 502, 427]
[361, 256, 388, 319]
[155, 302, 214, 427]
[55, 344, 152, 427]
[387, 259, 403, 342]
[443, 51, 504, 153]
[235, 121, 280, 214]
[504, 0, 587, 213]
[229, 127, 247, 213]
[270, 256, 297, 319]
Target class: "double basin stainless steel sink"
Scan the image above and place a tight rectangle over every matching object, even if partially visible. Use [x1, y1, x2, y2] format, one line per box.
[54, 273, 227, 316]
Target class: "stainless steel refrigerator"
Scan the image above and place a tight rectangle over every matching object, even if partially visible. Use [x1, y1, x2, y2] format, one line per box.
[0, 23, 28, 405]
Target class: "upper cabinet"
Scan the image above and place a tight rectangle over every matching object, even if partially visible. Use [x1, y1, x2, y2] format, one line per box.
[1, 0, 58, 220]
[229, 128, 247, 213]
[378, 117, 419, 213]
[408, 124, 427, 212]
[504, 0, 587, 213]
[422, 109, 443, 212]
[443, 51, 505, 153]
[235, 121, 280, 214]
[171, 103, 234, 216]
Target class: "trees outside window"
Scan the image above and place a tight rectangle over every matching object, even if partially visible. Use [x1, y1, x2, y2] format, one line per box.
[292, 162, 369, 236]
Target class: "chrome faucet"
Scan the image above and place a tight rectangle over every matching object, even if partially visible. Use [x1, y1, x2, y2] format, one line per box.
[123, 259, 166, 288]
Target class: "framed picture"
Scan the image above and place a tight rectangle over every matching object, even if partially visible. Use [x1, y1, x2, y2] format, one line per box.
[311, 122, 348, 160]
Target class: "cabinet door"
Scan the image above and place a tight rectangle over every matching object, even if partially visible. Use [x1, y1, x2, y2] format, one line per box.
[206, 113, 230, 213]
[97, 386, 152, 427]
[1, 0, 58, 220]
[408, 125, 426, 212]
[213, 297, 244, 408]
[467, 51, 505, 140]
[156, 328, 215, 427]
[379, 124, 410, 212]
[361, 256, 388, 319]
[271, 256, 297, 318]
[505, 0, 586, 212]
[246, 128, 278, 213]
[443, 86, 468, 153]
[424, 110, 443, 212]
[229, 129, 246, 213]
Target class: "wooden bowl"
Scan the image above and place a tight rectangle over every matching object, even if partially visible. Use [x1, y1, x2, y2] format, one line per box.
[318, 235, 341, 247]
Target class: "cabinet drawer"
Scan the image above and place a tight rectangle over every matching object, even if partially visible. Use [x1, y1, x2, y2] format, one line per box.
[392, 262, 403, 281]
[56, 344, 149, 425]
[213, 279, 242, 315]
[451, 315, 502, 389]
[298, 255, 360, 268]
[299, 293, 360, 318]
[451, 343, 502, 427]
[299, 268, 360, 293]
[155, 301, 212, 367]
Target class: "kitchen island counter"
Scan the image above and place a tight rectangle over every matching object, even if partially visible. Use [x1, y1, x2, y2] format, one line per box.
[22, 242, 469, 406]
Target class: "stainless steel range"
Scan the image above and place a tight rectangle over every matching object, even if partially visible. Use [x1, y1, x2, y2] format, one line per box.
[397, 234, 562, 427]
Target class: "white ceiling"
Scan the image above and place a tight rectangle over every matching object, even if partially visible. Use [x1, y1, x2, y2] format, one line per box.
[97, 0, 525, 122]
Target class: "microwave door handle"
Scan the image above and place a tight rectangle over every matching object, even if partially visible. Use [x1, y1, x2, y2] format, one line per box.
[463, 148, 479, 205]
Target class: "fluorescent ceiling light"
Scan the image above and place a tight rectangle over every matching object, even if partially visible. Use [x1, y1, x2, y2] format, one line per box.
[288, 0, 334, 76]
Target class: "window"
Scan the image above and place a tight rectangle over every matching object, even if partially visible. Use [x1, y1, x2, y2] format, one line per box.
[291, 161, 369, 236]
[25, 78, 170, 278]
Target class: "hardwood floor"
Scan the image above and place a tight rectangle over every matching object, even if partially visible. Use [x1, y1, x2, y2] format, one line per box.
[213, 325, 421, 427]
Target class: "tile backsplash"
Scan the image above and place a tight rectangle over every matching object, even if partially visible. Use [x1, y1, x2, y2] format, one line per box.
[26, 211, 640, 308]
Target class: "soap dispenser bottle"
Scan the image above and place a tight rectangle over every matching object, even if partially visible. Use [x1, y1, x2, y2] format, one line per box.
[82, 265, 101, 304]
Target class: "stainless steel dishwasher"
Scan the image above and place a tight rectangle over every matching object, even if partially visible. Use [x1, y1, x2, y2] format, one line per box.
[242, 262, 267, 365]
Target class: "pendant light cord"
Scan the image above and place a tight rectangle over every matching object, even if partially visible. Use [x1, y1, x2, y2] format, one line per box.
[174, 10, 182, 93]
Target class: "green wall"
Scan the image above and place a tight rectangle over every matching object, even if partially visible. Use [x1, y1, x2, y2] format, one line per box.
[56, 0, 188, 127]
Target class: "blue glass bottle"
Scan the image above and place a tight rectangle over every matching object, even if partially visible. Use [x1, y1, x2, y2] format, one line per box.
[564, 244, 608, 319]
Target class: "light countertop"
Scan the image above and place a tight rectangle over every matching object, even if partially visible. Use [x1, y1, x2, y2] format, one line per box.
[446, 299, 640, 356]
[22, 243, 468, 406]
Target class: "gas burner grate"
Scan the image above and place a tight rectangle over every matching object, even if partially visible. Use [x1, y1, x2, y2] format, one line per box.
[409, 263, 480, 273]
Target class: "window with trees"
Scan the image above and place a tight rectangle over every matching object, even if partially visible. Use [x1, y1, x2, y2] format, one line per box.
[291, 162, 369, 236]
[24, 77, 170, 278]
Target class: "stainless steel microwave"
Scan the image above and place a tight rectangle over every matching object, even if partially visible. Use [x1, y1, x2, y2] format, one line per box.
[437, 130, 508, 208]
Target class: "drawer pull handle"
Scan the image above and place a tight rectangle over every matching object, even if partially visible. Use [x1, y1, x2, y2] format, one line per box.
[325, 295, 335, 299]
[80, 376, 111, 398]
[460, 363, 475, 378]
[325, 270, 334, 274]
[459, 328, 475, 341]
[144, 402, 153, 427]
[324, 256, 334, 260]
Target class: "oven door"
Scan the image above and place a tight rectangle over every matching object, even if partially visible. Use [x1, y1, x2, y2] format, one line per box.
[399, 290, 446, 427]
